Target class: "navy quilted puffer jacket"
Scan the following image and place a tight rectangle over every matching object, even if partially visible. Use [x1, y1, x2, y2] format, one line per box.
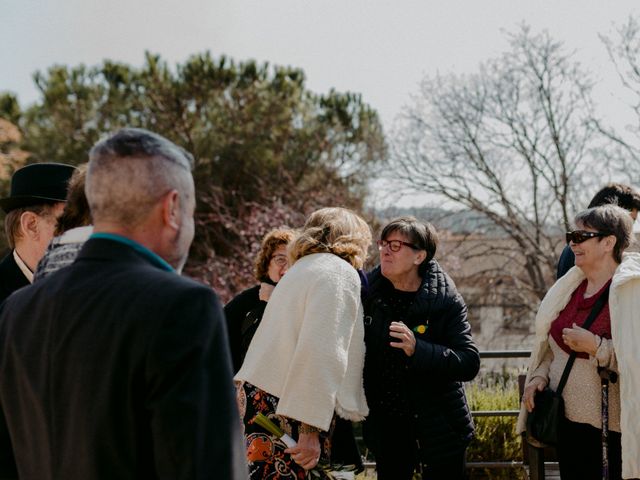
[363, 260, 480, 461]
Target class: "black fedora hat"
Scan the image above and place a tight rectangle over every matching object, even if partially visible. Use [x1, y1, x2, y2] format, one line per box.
[0, 163, 76, 213]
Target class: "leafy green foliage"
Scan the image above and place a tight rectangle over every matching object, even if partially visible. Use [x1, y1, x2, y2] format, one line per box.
[354, 373, 528, 479]
[466, 374, 527, 480]
[0, 94, 21, 124]
[4, 53, 386, 297]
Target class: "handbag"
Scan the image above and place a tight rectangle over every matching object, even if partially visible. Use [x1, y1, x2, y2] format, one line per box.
[526, 285, 610, 445]
[526, 387, 565, 445]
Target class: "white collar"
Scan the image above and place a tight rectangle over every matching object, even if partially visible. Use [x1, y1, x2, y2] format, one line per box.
[12, 250, 33, 284]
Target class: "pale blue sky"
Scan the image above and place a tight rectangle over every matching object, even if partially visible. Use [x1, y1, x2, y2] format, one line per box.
[2, 0, 639, 129]
[3, 0, 640, 208]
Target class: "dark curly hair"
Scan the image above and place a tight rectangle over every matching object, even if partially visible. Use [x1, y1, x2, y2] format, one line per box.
[254, 227, 296, 282]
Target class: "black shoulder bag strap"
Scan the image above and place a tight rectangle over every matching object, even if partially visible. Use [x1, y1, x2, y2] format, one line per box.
[555, 284, 611, 395]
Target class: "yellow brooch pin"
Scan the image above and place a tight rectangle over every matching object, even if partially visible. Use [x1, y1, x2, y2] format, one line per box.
[413, 324, 427, 334]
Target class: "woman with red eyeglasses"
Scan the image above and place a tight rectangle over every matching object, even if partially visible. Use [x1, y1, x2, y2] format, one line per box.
[362, 216, 479, 480]
[518, 204, 640, 480]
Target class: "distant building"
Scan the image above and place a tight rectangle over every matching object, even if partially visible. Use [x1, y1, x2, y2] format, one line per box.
[437, 232, 550, 354]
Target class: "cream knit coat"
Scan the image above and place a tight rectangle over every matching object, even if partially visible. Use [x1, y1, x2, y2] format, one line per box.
[235, 252, 368, 431]
[517, 252, 640, 479]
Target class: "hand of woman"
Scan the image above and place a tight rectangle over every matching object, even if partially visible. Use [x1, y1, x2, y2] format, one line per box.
[522, 376, 548, 413]
[562, 323, 598, 356]
[284, 431, 320, 470]
[259, 283, 275, 302]
[389, 321, 416, 357]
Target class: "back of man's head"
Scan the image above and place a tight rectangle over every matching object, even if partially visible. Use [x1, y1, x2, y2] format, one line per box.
[588, 183, 640, 212]
[86, 128, 195, 229]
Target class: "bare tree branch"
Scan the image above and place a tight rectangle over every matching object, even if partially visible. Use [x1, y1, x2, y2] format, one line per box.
[389, 25, 601, 309]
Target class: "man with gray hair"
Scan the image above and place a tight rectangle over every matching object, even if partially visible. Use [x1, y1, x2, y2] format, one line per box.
[0, 128, 247, 479]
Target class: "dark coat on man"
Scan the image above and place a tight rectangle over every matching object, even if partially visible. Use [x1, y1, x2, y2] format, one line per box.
[0, 251, 30, 305]
[556, 244, 575, 279]
[0, 237, 247, 480]
[362, 261, 480, 465]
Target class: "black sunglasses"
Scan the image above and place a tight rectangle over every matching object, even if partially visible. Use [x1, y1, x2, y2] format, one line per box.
[565, 230, 611, 244]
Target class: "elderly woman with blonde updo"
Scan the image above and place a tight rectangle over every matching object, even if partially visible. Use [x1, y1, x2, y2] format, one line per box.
[235, 207, 371, 480]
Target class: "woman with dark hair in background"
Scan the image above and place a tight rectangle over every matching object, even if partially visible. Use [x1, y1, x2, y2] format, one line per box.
[363, 216, 479, 480]
[224, 227, 295, 373]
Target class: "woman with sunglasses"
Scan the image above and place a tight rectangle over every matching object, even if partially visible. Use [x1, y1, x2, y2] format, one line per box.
[224, 227, 294, 373]
[362, 216, 479, 480]
[518, 205, 640, 479]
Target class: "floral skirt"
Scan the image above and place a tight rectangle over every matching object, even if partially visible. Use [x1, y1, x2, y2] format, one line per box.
[237, 381, 333, 480]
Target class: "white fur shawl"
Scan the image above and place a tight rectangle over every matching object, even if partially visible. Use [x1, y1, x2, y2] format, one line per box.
[517, 252, 640, 478]
[235, 253, 368, 431]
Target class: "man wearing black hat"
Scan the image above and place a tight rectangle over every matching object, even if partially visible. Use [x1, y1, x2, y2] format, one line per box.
[0, 163, 76, 303]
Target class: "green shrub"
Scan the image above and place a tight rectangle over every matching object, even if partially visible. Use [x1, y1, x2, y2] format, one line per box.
[465, 372, 527, 480]
[355, 372, 529, 479]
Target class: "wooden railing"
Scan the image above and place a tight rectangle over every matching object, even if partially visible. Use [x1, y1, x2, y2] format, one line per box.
[469, 350, 558, 479]
[360, 350, 558, 479]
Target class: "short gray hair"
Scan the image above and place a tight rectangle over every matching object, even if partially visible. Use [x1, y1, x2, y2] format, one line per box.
[86, 128, 195, 227]
[575, 204, 635, 263]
